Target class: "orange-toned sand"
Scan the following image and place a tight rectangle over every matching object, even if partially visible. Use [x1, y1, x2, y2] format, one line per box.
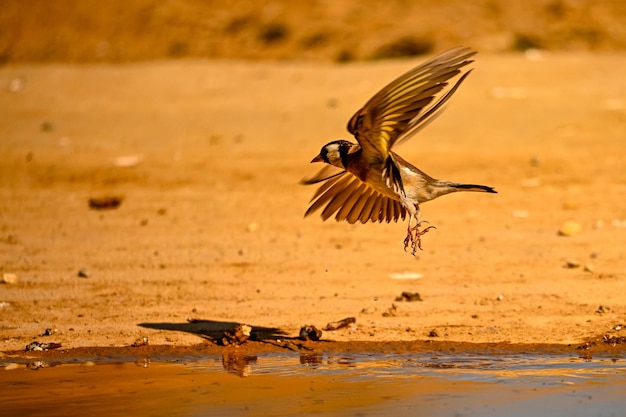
[1, 51, 625, 356]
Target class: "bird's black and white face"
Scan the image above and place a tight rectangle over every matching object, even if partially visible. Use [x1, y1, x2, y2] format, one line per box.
[311, 140, 356, 169]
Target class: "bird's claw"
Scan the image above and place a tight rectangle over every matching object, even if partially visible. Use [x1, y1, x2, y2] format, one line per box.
[403, 222, 437, 255]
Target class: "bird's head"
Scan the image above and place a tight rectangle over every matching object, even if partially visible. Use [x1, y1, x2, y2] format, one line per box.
[311, 140, 358, 169]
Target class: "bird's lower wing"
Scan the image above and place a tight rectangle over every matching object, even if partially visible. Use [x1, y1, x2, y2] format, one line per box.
[304, 172, 406, 224]
[299, 165, 345, 185]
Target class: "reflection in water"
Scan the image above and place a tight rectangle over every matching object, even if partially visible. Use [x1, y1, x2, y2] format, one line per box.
[221, 351, 257, 377]
[1, 352, 624, 417]
[299, 352, 322, 367]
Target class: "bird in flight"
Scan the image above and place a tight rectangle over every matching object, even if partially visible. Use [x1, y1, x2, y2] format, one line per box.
[302, 47, 496, 255]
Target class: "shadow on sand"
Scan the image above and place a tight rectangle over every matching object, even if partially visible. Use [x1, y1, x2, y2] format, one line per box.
[138, 319, 290, 344]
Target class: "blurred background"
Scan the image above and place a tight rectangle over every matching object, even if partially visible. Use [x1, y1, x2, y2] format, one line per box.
[2, 0, 626, 64]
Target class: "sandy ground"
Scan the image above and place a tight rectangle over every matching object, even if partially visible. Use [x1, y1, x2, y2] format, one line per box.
[1, 51, 625, 354]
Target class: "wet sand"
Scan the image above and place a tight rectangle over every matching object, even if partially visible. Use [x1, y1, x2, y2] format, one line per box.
[1, 53, 625, 355]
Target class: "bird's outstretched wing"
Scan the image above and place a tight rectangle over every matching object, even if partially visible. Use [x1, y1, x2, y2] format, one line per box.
[304, 172, 406, 224]
[300, 164, 345, 185]
[347, 46, 476, 163]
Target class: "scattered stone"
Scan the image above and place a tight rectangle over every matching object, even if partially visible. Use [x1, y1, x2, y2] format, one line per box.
[220, 323, 252, 346]
[583, 263, 595, 273]
[25, 341, 62, 351]
[77, 268, 90, 278]
[40, 327, 57, 336]
[88, 196, 123, 210]
[496, 294, 504, 301]
[428, 329, 439, 338]
[360, 307, 375, 315]
[299, 325, 323, 341]
[595, 305, 610, 315]
[131, 336, 149, 347]
[558, 221, 582, 237]
[564, 260, 580, 269]
[613, 324, 624, 331]
[602, 334, 626, 346]
[394, 292, 423, 302]
[324, 317, 356, 331]
[576, 341, 595, 350]
[382, 304, 398, 317]
[1, 273, 18, 284]
[512, 210, 528, 218]
[0, 301, 11, 309]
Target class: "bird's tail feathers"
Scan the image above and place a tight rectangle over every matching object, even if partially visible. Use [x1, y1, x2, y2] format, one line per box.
[451, 183, 497, 193]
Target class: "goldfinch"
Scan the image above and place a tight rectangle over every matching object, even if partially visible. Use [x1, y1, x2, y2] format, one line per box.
[302, 47, 496, 254]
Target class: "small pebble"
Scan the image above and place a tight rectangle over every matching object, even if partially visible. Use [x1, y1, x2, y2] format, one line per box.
[558, 221, 582, 236]
[220, 324, 251, 346]
[564, 260, 580, 269]
[88, 196, 123, 210]
[583, 263, 595, 273]
[382, 304, 398, 317]
[299, 325, 322, 341]
[394, 292, 423, 302]
[77, 268, 90, 278]
[246, 222, 260, 232]
[41, 327, 57, 336]
[1, 273, 18, 284]
[131, 336, 149, 347]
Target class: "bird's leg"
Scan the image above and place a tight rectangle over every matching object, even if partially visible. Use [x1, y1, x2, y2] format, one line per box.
[403, 218, 414, 252]
[411, 222, 436, 254]
[403, 207, 436, 255]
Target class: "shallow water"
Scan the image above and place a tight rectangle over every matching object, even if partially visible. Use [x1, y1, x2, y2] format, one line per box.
[2, 351, 624, 417]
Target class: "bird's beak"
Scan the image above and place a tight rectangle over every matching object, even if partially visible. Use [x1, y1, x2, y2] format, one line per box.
[310, 154, 323, 163]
